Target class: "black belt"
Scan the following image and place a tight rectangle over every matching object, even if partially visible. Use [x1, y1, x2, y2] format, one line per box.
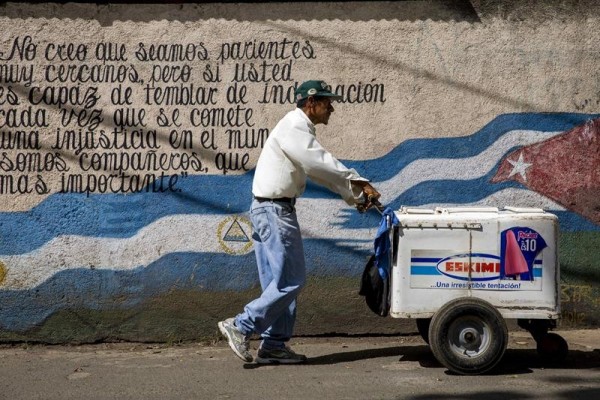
[254, 196, 296, 205]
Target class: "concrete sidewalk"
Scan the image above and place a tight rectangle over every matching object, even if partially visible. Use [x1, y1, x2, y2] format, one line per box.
[1, 329, 599, 400]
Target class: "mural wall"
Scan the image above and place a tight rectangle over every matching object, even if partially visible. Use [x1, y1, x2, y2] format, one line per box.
[0, 1, 598, 342]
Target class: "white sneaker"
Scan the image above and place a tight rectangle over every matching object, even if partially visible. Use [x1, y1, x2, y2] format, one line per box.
[218, 318, 253, 362]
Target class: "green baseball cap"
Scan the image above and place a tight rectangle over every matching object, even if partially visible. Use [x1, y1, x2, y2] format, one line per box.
[295, 80, 342, 101]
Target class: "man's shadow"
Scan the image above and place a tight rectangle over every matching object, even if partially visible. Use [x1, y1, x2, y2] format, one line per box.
[308, 344, 430, 365]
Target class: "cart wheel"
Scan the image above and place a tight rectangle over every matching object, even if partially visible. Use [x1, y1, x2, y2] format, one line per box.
[416, 318, 431, 344]
[428, 297, 508, 375]
[536, 332, 568, 363]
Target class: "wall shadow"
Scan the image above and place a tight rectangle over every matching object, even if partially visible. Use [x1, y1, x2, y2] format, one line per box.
[0, 1, 481, 23]
[3, 1, 600, 24]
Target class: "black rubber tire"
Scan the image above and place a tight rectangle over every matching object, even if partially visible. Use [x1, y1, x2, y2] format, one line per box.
[536, 332, 569, 363]
[416, 318, 431, 344]
[428, 297, 508, 375]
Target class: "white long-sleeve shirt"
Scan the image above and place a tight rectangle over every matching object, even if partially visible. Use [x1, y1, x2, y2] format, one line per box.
[252, 108, 368, 205]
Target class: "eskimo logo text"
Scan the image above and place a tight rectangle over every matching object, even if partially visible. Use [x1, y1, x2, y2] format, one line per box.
[437, 253, 501, 281]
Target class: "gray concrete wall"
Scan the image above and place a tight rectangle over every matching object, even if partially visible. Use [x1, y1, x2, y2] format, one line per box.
[0, 1, 598, 343]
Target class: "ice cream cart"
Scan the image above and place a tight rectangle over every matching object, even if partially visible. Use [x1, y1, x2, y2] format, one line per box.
[383, 206, 568, 375]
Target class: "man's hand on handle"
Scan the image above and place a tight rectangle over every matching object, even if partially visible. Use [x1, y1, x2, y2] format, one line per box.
[352, 181, 382, 213]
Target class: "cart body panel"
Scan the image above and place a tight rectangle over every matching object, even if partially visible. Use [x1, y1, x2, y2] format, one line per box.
[389, 207, 559, 321]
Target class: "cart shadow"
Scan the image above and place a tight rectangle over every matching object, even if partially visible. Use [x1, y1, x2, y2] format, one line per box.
[243, 345, 600, 375]
[492, 348, 600, 374]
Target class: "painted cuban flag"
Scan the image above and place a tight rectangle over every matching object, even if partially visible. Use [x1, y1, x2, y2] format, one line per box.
[491, 118, 600, 225]
[0, 112, 598, 331]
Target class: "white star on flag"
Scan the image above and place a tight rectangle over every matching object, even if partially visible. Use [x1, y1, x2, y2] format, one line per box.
[507, 152, 532, 181]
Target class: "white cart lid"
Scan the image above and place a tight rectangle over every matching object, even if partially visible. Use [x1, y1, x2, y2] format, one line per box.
[397, 206, 547, 215]
[503, 206, 546, 213]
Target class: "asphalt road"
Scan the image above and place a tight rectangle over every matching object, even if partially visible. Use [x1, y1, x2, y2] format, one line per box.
[1, 330, 599, 400]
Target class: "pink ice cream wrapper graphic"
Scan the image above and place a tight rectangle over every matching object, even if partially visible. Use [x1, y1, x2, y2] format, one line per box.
[504, 230, 529, 275]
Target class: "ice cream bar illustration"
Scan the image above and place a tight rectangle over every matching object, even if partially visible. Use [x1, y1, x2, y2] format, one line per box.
[504, 230, 529, 276]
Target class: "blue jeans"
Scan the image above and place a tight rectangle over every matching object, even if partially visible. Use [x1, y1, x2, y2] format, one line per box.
[235, 199, 306, 349]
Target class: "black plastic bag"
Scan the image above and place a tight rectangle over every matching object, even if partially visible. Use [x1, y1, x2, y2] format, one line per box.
[359, 255, 389, 317]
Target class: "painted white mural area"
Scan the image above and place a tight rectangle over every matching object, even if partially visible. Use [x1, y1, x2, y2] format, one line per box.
[0, 2, 598, 341]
